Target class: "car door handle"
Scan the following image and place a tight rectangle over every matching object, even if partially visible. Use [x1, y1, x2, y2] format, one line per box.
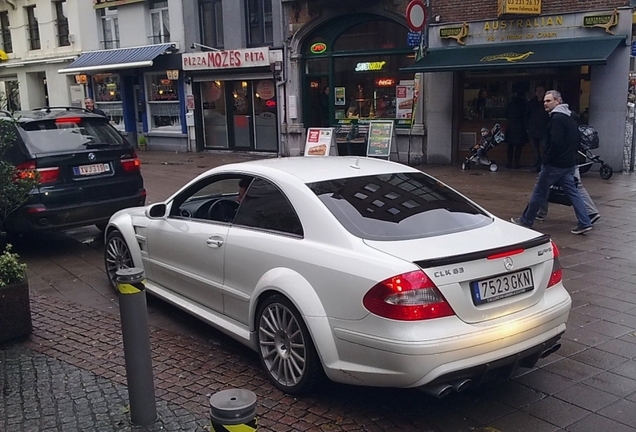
[207, 236, 224, 248]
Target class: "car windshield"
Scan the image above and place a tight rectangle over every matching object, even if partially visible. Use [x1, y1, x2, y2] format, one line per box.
[18, 117, 126, 153]
[307, 172, 491, 241]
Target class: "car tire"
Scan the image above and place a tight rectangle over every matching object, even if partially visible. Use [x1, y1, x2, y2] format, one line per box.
[104, 229, 133, 292]
[256, 295, 324, 394]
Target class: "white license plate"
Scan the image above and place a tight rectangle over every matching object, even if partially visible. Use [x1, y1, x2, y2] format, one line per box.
[471, 269, 534, 305]
[74, 163, 110, 176]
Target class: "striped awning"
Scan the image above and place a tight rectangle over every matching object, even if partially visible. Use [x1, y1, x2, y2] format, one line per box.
[58, 43, 176, 74]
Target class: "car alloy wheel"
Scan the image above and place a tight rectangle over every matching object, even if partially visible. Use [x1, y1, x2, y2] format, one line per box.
[257, 295, 322, 394]
[104, 230, 133, 291]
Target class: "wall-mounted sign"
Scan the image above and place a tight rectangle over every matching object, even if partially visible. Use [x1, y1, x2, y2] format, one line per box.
[93, 0, 145, 10]
[395, 85, 414, 119]
[182, 47, 270, 71]
[166, 69, 179, 80]
[310, 42, 327, 54]
[498, 0, 541, 17]
[439, 22, 469, 46]
[256, 80, 275, 100]
[375, 78, 395, 87]
[355, 61, 386, 72]
[310, 81, 319, 89]
[75, 74, 88, 84]
[583, 9, 619, 35]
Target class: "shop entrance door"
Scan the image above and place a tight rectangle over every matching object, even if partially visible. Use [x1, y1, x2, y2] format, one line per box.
[230, 81, 255, 150]
[305, 76, 329, 127]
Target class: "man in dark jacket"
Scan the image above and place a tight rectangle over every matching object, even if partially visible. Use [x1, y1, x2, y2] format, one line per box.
[525, 85, 549, 172]
[512, 90, 592, 235]
[84, 98, 107, 117]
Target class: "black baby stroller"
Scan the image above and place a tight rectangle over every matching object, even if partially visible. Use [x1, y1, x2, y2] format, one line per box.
[462, 123, 505, 172]
[577, 125, 613, 180]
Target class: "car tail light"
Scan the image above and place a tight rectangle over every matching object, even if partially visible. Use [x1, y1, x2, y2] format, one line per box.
[121, 153, 141, 173]
[15, 161, 59, 184]
[363, 270, 455, 321]
[547, 241, 562, 289]
[55, 117, 82, 124]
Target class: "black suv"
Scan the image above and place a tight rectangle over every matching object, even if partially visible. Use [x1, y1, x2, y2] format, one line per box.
[0, 107, 145, 234]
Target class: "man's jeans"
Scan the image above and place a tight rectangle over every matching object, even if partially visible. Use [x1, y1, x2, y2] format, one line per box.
[520, 165, 592, 227]
[537, 166, 599, 218]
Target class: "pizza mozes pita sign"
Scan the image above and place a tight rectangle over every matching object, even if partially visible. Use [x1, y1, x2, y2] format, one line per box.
[183, 47, 270, 71]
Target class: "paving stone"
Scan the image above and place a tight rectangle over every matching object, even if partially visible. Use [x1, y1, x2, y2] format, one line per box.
[554, 383, 619, 411]
[566, 413, 636, 432]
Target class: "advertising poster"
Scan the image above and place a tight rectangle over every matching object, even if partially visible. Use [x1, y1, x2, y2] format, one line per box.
[366, 121, 394, 158]
[335, 87, 346, 106]
[395, 85, 414, 119]
[305, 128, 336, 156]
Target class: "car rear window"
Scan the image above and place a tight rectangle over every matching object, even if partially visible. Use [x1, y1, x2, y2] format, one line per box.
[307, 172, 491, 241]
[18, 117, 126, 154]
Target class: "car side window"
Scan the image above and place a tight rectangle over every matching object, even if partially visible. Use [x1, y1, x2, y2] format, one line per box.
[170, 176, 250, 222]
[234, 178, 304, 237]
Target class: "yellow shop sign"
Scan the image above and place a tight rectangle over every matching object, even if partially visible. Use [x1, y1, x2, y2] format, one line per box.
[583, 9, 619, 34]
[498, 0, 542, 17]
[439, 22, 469, 46]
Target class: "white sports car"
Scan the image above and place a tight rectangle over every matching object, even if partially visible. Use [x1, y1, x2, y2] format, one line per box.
[104, 157, 571, 396]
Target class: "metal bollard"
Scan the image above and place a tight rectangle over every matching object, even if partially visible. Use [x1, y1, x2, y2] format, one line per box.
[209, 388, 257, 432]
[116, 268, 158, 426]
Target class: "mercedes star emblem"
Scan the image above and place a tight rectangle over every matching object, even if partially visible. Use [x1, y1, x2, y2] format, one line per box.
[503, 257, 514, 270]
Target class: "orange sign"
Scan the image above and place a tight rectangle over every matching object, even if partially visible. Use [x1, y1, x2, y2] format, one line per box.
[310, 42, 327, 54]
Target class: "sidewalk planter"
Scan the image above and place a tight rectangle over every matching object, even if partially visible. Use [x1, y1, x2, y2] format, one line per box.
[0, 244, 31, 343]
[0, 276, 32, 343]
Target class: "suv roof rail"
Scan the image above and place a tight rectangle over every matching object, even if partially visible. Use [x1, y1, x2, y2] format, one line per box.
[32, 106, 92, 114]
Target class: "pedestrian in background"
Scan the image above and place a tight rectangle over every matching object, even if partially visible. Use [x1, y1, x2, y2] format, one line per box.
[511, 90, 592, 235]
[84, 98, 107, 117]
[505, 89, 528, 169]
[525, 84, 549, 172]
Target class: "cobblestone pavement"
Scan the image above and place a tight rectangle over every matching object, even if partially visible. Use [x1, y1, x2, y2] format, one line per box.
[2, 151, 636, 431]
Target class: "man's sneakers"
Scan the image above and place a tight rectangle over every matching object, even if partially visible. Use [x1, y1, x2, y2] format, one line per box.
[589, 213, 601, 224]
[511, 217, 531, 227]
[571, 225, 593, 235]
[535, 215, 546, 221]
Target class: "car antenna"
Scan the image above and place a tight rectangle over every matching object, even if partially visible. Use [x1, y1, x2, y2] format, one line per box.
[350, 158, 361, 169]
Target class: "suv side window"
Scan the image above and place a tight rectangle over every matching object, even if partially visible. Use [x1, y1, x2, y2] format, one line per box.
[234, 178, 303, 236]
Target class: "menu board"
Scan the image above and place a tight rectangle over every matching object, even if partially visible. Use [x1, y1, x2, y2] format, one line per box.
[366, 121, 394, 158]
[304, 128, 337, 156]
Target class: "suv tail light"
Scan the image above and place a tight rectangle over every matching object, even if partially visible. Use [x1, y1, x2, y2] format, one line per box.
[121, 152, 141, 173]
[547, 241, 562, 289]
[15, 161, 59, 184]
[363, 270, 455, 321]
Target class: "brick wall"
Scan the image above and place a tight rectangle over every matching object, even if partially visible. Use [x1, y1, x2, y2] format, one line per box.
[431, 0, 631, 24]
[290, 0, 631, 27]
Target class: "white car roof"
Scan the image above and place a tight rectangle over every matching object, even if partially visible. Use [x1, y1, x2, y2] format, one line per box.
[214, 156, 420, 184]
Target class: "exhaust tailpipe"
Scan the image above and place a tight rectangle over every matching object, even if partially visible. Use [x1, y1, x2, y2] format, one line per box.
[452, 379, 472, 393]
[540, 343, 562, 359]
[419, 383, 454, 398]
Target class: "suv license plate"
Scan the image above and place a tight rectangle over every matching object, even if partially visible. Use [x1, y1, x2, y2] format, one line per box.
[471, 269, 534, 305]
[74, 163, 110, 176]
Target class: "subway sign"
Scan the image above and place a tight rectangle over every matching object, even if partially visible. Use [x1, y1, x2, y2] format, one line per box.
[355, 61, 386, 72]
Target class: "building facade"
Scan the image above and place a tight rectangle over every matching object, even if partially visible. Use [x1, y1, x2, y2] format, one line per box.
[57, 0, 187, 151]
[412, 0, 633, 170]
[0, 0, 80, 110]
[180, 0, 284, 153]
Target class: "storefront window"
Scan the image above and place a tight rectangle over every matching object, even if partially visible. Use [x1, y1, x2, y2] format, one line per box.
[92, 73, 124, 129]
[303, 18, 415, 128]
[146, 72, 181, 131]
[334, 55, 414, 123]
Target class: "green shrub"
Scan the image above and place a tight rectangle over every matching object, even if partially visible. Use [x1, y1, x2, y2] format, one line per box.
[0, 244, 26, 286]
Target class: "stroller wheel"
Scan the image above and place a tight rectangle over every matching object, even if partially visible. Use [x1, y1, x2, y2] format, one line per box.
[600, 164, 613, 180]
[461, 162, 470, 170]
[489, 163, 498, 172]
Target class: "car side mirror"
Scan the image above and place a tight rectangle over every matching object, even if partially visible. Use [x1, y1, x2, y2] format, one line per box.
[146, 203, 167, 219]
